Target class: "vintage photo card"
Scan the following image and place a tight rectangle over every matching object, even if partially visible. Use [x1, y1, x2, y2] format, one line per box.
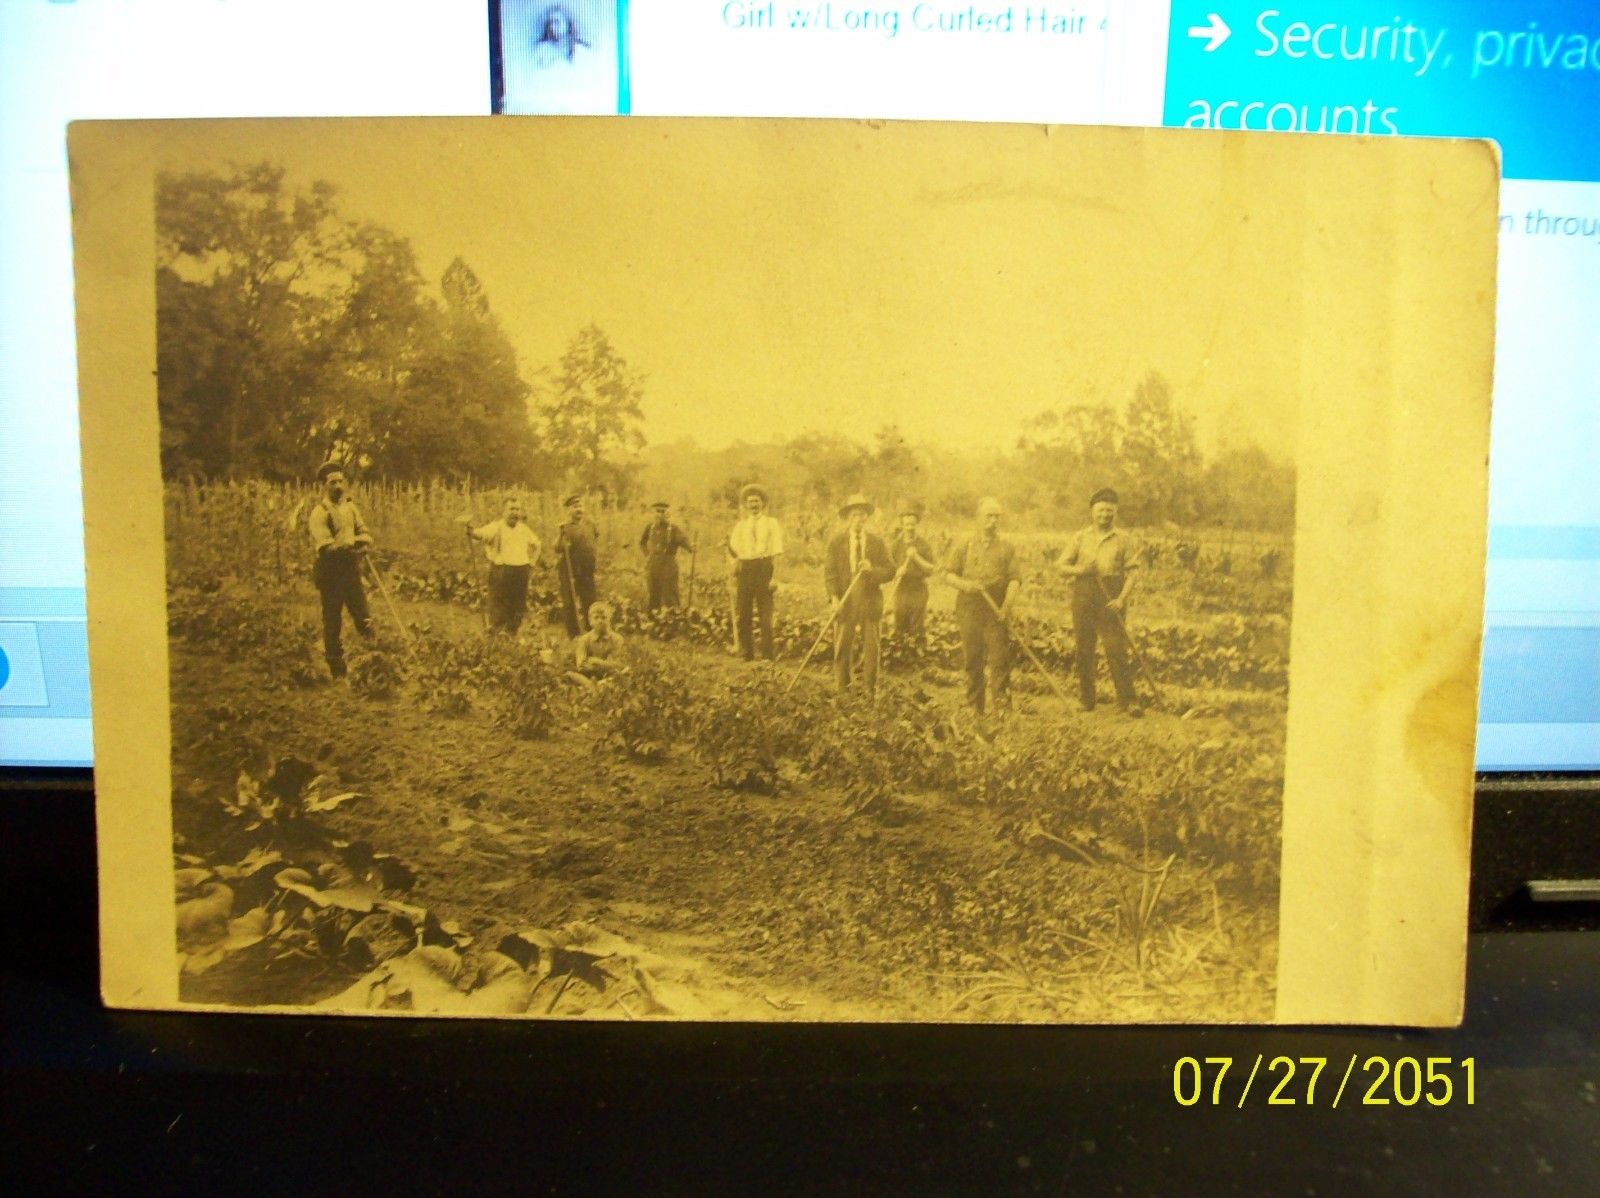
[71, 117, 1496, 1024]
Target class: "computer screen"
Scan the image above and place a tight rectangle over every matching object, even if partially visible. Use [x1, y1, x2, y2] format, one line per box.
[0, 0, 488, 767]
[2, 0, 1595, 770]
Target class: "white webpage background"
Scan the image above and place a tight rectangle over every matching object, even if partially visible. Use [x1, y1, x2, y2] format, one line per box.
[629, 2, 1172, 125]
[0, 0, 489, 589]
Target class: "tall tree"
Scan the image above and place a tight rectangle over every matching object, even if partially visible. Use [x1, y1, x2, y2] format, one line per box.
[156, 164, 349, 478]
[532, 324, 647, 500]
[1016, 402, 1124, 513]
[1122, 372, 1201, 524]
[430, 258, 535, 484]
[315, 222, 441, 475]
[1199, 445, 1296, 531]
[156, 162, 541, 484]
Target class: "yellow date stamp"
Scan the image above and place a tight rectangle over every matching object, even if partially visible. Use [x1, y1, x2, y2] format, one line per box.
[1172, 1055, 1476, 1107]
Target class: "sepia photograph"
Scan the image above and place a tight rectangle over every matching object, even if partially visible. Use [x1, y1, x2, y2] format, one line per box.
[73, 118, 1496, 1024]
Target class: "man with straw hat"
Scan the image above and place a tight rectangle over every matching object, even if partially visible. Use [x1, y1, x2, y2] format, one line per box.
[941, 496, 1022, 714]
[307, 459, 375, 679]
[824, 493, 895, 693]
[727, 482, 784, 661]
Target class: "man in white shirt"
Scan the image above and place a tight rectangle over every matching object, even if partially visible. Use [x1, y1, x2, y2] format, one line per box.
[466, 495, 542, 634]
[727, 482, 784, 661]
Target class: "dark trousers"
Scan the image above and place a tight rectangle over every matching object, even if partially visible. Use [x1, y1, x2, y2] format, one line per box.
[558, 562, 596, 639]
[735, 557, 775, 660]
[487, 564, 531, 634]
[834, 588, 883, 692]
[892, 580, 927, 649]
[314, 551, 373, 677]
[645, 557, 681, 610]
[1072, 576, 1137, 708]
[954, 590, 1010, 714]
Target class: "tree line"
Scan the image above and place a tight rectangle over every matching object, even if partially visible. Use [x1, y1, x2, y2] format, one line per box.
[638, 375, 1294, 532]
[157, 162, 1293, 530]
[155, 162, 645, 495]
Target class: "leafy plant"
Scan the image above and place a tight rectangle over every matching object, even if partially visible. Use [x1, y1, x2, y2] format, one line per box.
[692, 674, 784, 792]
[593, 647, 694, 761]
[499, 659, 560, 740]
[347, 646, 404, 699]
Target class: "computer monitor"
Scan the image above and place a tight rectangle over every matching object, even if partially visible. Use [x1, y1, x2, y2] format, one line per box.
[0, 0, 490, 768]
[2, 0, 1595, 778]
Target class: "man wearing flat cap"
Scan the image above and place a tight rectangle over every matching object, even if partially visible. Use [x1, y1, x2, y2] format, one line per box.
[639, 501, 693, 611]
[889, 503, 937, 653]
[941, 497, 1022, 714]
[307, 459, 375, 679]
[727, 482, 784, 660]
[555, 493, 600, 639]
[1056, 487, 1142, 716]
[824, 494, 896, 693]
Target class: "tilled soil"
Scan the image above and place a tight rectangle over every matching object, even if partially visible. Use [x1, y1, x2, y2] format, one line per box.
[171, 596, 1277, 1022]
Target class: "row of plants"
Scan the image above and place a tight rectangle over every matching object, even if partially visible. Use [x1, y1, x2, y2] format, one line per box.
[379, 561, 1289, 691]
[579, 653, 1281, 895]
[169, 580, 1282, 894]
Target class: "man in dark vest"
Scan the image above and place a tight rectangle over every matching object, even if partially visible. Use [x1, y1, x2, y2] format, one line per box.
[639, 500, 693, 610]
[555, 493, 600, 638]
[824, 494, 895, 694]
[307, 460, 374, 679]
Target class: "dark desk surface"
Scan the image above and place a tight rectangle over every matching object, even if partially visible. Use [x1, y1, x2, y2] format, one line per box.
[4, 792, 1596, 1195]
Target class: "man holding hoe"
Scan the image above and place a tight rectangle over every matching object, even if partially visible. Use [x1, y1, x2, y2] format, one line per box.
[1056, 486, 1143, 717]
[823, 493, 896, 694]
[307, 460, 375, 680]
[941, 497, 1022, 715]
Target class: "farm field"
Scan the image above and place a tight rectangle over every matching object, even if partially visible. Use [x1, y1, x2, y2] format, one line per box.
[169, 483, 1288, 1022]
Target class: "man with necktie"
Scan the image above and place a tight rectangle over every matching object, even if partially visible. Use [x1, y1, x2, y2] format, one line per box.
[824, 493, 896, 694]
[727, 483, 784, 661]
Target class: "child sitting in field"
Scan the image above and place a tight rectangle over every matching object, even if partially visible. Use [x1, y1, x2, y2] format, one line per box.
[570, 601, 625, 684]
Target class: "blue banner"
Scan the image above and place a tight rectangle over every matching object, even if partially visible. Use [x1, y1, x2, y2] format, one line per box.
[1163, 1, 1600, 181]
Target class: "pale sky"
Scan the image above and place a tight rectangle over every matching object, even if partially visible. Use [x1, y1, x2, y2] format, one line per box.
[151, 117, 1307, 459]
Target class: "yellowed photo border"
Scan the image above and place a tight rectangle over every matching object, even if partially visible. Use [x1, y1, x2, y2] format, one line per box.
[71, 117, 1495, 1024]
